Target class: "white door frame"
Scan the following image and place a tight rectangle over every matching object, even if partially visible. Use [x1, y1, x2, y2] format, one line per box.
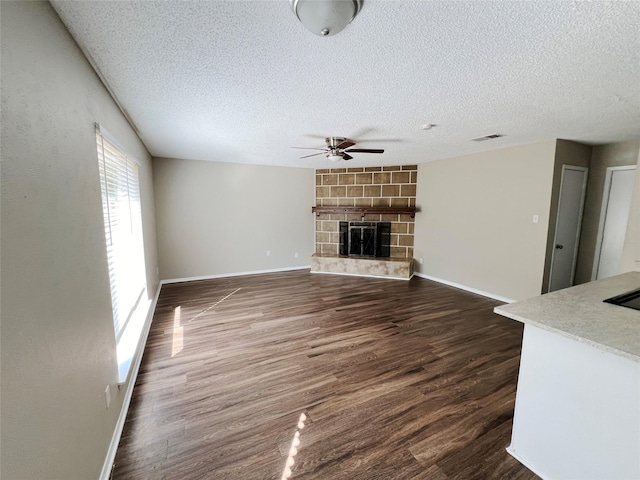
[548, 165, 589, 291]
[591, 165, 637, 281]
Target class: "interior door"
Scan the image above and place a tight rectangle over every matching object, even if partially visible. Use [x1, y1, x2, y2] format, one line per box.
[593, 166, 637, 280]
[549, 166, 588, 292]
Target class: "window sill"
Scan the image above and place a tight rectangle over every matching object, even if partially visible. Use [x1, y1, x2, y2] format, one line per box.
[116, 293, 151, 386]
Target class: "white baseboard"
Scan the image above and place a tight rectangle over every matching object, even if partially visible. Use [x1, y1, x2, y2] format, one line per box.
[160, 265, 311, 285]
[99, 282, 162, 480]
[506, 446, 549, 479]
[413, 272, 515, 304]
[310, 270, 413, 281]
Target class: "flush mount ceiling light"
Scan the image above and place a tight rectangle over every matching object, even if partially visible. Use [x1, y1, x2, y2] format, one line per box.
[290, 0, 363, 37]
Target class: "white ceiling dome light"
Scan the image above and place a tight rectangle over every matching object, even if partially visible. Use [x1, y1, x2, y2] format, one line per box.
[290, 0, 363, 37]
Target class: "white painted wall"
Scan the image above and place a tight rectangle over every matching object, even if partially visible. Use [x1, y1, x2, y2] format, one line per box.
[153, 157, 315, 280]
[575, 140, 640, 283]
[509, 325, 640, 479]
[1, 2, 159, 478]
[413, 141, 557, 301]
[621, 147, 640, 273]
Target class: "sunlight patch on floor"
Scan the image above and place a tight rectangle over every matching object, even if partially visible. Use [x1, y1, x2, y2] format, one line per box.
[171, 306, 183, 357]
[281, 413, 307, 480]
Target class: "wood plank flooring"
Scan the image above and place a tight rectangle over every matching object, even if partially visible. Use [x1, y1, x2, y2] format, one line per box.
[112, 270, 538, 479]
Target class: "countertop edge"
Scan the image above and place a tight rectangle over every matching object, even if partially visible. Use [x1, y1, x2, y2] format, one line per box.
[494, 306, 640, 363]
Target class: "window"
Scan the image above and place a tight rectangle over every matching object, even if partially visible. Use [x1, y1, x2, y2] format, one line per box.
[96, 124, 147, 381]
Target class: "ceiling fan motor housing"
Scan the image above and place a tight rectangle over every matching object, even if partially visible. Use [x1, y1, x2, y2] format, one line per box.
[326, 137, 347, 148]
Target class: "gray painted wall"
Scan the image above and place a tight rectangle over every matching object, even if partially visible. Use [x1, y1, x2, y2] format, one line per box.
[1, 2, 159, 478]
[153, 157, 315, 280]
[413, 141, 558, 301]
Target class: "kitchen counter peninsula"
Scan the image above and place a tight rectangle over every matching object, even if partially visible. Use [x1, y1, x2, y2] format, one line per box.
[494, 272, 640, 480]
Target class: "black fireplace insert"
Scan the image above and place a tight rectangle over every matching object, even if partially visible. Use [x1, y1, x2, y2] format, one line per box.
[339, 221, 391, 258]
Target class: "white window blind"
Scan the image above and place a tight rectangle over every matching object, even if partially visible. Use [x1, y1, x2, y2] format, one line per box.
[96, 124, 146, 342]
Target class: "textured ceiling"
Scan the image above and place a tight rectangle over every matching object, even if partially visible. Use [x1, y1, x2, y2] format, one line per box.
[51, 0, 640, 168]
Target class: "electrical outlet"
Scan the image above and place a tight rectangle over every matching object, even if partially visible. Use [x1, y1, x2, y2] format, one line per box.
[266, 250, 271, 257]
[105, 385, 111, 410]
[419, 258, 423, 265]
[294, 252, 299, 258]
[532, 214, 539, 224]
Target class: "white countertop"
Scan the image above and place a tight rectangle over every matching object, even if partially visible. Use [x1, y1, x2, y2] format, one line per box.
[494, 272, 640, 362]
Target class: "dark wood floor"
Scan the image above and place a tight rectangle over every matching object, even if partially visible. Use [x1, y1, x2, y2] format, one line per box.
[113, 270, 538, 479]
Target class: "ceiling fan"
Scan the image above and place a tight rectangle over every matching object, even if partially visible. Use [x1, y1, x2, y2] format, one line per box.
[292, 137, 384, 161]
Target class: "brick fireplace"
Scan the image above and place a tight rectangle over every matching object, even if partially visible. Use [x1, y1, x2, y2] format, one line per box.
[312, 165, 417, 279]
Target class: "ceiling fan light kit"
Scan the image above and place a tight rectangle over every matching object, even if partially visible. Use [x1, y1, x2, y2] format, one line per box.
[290, 0, 362, 36]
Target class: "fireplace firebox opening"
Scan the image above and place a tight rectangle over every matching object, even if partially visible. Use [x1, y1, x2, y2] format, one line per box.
[339, 221, 391, 258]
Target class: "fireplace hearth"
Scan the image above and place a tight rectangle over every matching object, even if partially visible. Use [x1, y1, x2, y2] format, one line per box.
[339, 221, 391, 258]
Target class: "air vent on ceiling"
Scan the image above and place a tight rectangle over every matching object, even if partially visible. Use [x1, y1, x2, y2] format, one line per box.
[470, 134, 505, 142]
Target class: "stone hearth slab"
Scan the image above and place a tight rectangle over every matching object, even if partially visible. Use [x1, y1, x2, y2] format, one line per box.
[311, 254, 414, 280]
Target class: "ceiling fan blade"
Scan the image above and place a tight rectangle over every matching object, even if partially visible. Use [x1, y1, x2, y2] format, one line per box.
[348, 127, 377, 139]
[336, 139, 356, 150]
[291, 147, 326, 151]
[342, 153, 353, 161]
[303, 134, 329, 140]
[352, 138, 403, 143]
[299, 152, 326, 159]
[345, 148, 384, 154]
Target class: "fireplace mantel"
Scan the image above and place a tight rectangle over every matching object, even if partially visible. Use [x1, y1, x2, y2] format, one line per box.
[312, 206, 417, 218]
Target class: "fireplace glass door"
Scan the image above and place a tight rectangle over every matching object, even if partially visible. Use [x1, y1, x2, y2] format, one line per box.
[339, 221, 390, 258]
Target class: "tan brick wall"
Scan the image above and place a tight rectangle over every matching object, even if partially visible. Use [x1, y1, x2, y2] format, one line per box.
[315, 165, 417, 259]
